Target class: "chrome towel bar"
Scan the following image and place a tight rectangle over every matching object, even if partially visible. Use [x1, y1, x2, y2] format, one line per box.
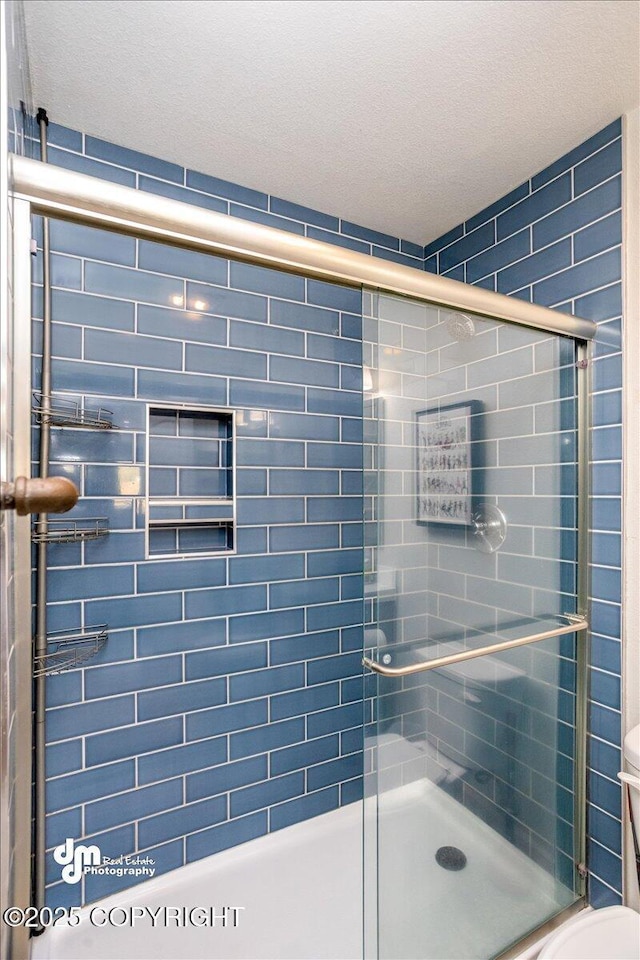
[362, 614, 589, 677]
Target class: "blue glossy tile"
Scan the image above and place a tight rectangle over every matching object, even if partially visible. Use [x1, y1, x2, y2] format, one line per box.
[589, 737, 622, 783]
[270, 196, 338, 230]
[270, 683, 339, 722]
[533, 177, 621, 250]
[86, 327, 182, 370]
[589, 804, 622, 856]
[32, 252, 82, 290]
[575, 138, 622, 195]
[590, 666, 621, 709]
[574, 211, 621, 263]
[230, 664, 304, 702]
[307, 653, 362, 685]
[593, 354, 622, 392]
[185, 342, 266, 378]
[307, 496, 362, 521]
[138, 241, 227, 286]
[465, 182, 531, 232]
[137, 303, 227, 345]
[86, 593, 183, 630]
[138, 736, 227, 784]
[497, 239, 571, 294]
[270, 355, 339, 389]
[186, 642, 267, 681]
[138, 175, 228, 213]
[423, 224, 464, 258]
[185, 585, 267, 621]
[270, 300, 340, 335]
[440, 221, 495, 272]
[186, 755, 267, 802]
[86, 136, 183, 182]
[306, 280, 361, 314]
[137, 369, 227, 405]
[138, 677, 227, 722]
[341, 220, 398, 250]
[270, 785, 339, 831]
[231, 771, 304, 818]
[50, 427, 134, 464]
[51, 289, 135, 331]
[401, 238, 425, 259]
[237, 494, 304, 522]
[230, 716, 305, 760]
[50, 221, 136, 266]
[86, 717, 183, 766]
[307, 600, 363, 632]
[497, 173, 572, 240]
[47, 695, 135, 742]
[46, 808, 83, 857]
[588, 838, 622, 893]
[46, 740, 83, 778]
[270, 468, 339, 495]
[307, 387, 361, 416]
[270, 411, 340, 442]
[47, 761, 135, 812]
[590, 703, 621, 746]
[341, 313, 362, 340]
[185, 282, 267, 322]
[590, 600, 621, 640]
[306, 333, 361, 366]
[235, 468, 268, 495]
[139, 795, 227, 848]
[85, 262, 183, 305]
[307, 753, 362, 791]
[307, 548, 362, 577]
[85, 778, 183, 834]
[138, 558, 226, 593]
[47, 122, 83, 151]
[341, 777, 364, 805]
[46, 672, 82, 708]
[574, 283, 621, 322]
[48, 563, 134, 601]
[270, 630, 340, 665]
[591, 531, 621, 567]
[229, 607, 305, 644]
[229, 378, 305, 411]
[592, 426, 622, 462]
[49, 146, 136, 187]
[186, 811, 267, 864]
[85, 656, 182, 700]
[307, 702, 362, 738]
[533, 249, 621, 307]
[229, 553, 304, 585]
[186, 169, 268, 209]
[230, 262, 305, 301]
[230, 319, 305, 356]
[270, 735, 339, 777]
[137, 619, 226, 658]
[186, 699, 268, 740]
[269, 577, 340, 609]
[592, 391, 622, 427]
[466, 229, 530, 283]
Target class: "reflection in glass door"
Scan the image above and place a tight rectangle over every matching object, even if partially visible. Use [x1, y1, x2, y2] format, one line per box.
[362, 291, 586, 960]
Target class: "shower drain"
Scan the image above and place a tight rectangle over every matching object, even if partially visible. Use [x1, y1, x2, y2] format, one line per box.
[435, 846, 467, 871]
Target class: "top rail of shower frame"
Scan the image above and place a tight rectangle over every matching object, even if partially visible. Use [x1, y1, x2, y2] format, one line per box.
[361, 614, 589, 677]
[10, 154, 596, 341]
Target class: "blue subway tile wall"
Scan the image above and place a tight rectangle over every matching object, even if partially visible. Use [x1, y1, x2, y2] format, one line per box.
[423, 118, 624, 906]
[31, 162, 383, 902]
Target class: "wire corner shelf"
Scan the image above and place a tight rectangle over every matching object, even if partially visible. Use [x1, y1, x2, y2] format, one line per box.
[34, 625, 108, 677]
[32, 393, 117, 430]
[31, 516, 110, 543]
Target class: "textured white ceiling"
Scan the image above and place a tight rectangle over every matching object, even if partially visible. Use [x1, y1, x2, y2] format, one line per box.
[22, 0, 640, 245]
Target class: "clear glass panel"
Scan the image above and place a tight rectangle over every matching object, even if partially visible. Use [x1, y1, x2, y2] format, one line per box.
[363, 291, 581, 960]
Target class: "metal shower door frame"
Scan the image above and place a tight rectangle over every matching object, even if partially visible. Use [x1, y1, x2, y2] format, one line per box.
[7, 156, 592, 958]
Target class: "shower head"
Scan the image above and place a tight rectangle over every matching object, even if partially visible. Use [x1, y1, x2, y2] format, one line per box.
[445, 311, 476, 341]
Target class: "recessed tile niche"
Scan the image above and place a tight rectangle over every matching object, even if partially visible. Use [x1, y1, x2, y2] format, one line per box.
[146, 405, 235, 557]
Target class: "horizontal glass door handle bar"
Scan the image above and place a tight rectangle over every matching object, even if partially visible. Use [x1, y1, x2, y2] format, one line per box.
[10, 155, 596, 341]
[362, 614, 588, 677]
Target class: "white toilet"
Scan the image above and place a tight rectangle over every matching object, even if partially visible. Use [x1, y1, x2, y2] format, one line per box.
[539, 723, 640, 960]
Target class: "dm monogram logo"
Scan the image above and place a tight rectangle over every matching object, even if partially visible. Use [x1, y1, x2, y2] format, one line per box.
[53, 838, 101, 884]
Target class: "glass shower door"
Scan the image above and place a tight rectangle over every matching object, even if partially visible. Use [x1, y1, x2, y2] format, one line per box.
[362, 291, 586, 960]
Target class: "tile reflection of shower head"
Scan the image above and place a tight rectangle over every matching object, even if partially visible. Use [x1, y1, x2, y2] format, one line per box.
[445, 311, 476, 341]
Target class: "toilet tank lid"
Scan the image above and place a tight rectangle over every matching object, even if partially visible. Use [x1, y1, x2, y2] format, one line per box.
[624, 723, 640, 771]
